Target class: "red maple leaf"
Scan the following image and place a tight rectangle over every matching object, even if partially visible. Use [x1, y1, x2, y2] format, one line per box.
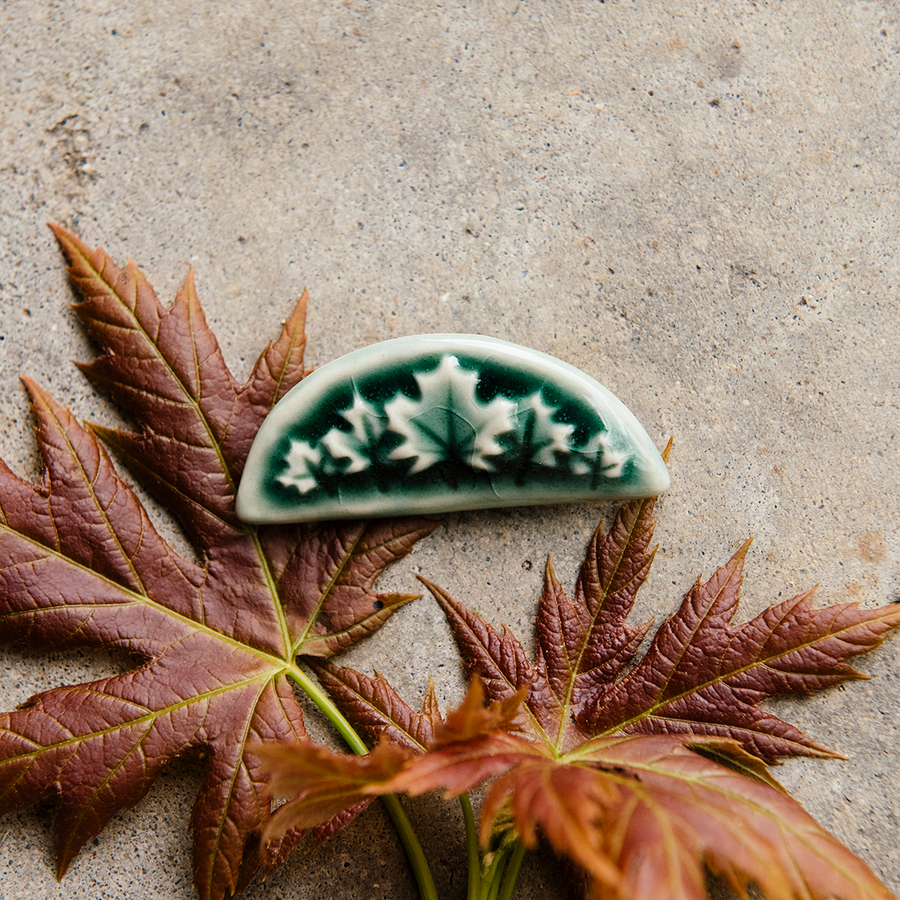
[0, 227, 438, 900]
[262, 486, 900, 900]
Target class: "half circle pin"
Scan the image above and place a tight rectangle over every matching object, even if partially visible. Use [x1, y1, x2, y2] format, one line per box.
[236, 335, 669, 522]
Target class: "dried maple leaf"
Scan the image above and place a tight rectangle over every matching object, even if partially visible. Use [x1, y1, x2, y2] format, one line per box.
[0, 227, 438, 900]
[262, 487, 900, 900]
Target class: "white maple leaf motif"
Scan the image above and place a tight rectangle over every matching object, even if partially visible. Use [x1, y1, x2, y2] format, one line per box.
[275, 358, 630, 497]
[519, 392, 575, 467]
[277, 440, 322, 494]
[321, 394, 384, 474]
[385, 355, 517, 473]
[571, 431, 626, 478]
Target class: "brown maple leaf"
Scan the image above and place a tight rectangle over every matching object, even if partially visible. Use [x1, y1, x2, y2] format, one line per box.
[0, 227, 438, 900]
[261, 486, 900, 900]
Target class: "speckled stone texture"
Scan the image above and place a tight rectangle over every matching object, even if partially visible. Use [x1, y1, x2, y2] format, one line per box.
[1, 2, 898, 899]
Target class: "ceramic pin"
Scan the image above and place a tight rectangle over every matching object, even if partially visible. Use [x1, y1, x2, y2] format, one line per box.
[236, 334, 669, 522]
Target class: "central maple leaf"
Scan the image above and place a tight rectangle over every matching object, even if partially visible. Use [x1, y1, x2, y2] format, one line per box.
[0, 227, 438, 900]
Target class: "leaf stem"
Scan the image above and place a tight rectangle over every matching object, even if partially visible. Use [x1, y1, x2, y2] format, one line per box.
[482, 844, 513, 900]
[380, 794, 440, 900]
[496, 840, 526, 900]
[459, 794, 482, 900]
[288, 664, 368, 752]
[287, 665, 439, 900]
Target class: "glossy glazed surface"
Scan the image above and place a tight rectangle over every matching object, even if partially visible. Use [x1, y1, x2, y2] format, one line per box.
[236, 335, 669, 522]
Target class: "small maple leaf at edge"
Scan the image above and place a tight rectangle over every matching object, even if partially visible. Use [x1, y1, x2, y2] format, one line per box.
[0, 226, 439, 900]
[260, 487, 900, 900]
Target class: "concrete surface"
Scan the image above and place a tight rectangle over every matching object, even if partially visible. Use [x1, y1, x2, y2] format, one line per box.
[1, 2, 898, 899]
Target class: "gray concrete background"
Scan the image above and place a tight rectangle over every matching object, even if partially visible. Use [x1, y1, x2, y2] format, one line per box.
[1, 1, 898, 898]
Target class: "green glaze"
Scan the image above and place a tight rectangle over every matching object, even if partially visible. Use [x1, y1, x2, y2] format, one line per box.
[236, 335, 669, 522]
